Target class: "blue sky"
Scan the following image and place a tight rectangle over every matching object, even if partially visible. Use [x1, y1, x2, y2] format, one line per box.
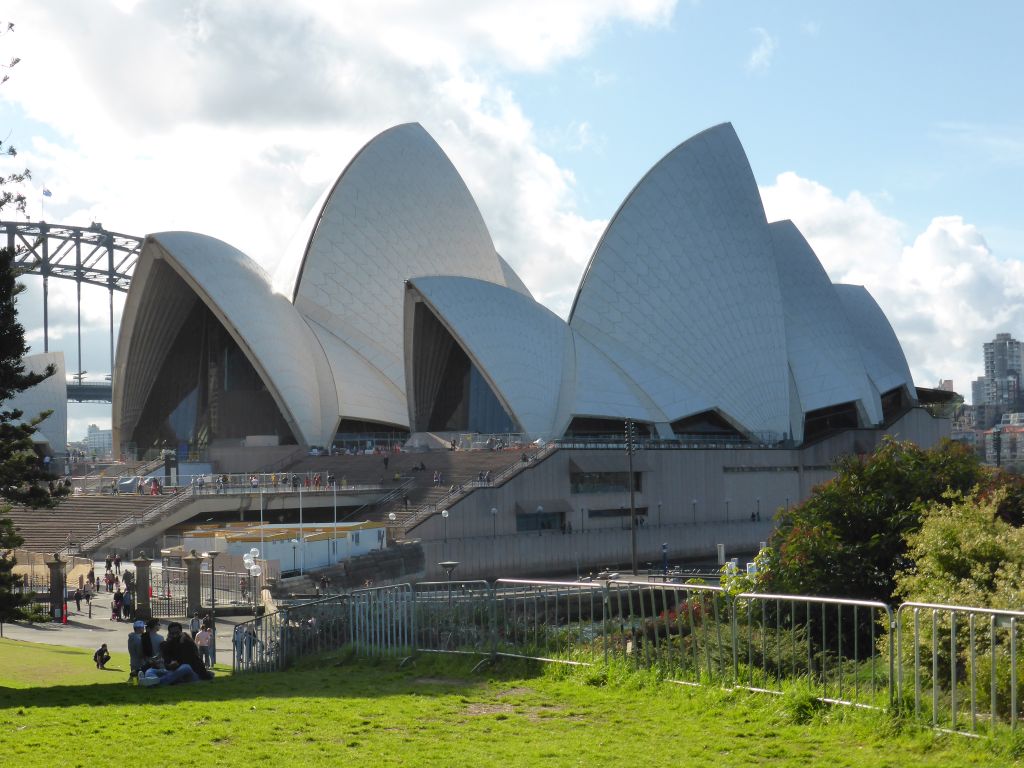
[520, 3, 1023, 250]
[2, 1, 1022, 438]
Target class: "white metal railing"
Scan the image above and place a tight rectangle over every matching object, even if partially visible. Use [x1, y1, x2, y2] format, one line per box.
[399, 442, 559, 530]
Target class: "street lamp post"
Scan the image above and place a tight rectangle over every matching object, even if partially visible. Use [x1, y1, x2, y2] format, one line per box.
[299, 486, 305, 574]
[724, 499, 730, 523]
[332, 483, 338, 565]
[438, 560, 459, 606]
[441, 509, 449, 560]
[756, 497, 760, 521]
[691, 498, 697, 523]
[290, 539, 298, 573]
[657, 500, 662, 529]
[206, 550, 220, 617]
[259, 486, 265, 564]
[536, 504, 544, 536]
[490, 507, 498, 574]
[624, 419, 639, 575]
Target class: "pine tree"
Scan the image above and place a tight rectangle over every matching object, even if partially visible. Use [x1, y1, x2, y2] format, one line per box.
[0, 20, 65, 633]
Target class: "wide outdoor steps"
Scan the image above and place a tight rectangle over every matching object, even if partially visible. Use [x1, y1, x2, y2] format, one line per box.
[286, 450, 531, 526]
[6, 494, 167, 554]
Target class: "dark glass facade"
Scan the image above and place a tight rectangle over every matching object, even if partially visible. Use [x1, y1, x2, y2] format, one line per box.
[130, 300, 296, 455]
[411, 301, 516, 434]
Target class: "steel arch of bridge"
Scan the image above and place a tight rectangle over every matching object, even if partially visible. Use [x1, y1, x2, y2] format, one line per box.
[2, 220, 143, 398]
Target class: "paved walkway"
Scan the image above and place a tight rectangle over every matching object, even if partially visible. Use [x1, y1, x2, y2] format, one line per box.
[1, 589, 248, 665]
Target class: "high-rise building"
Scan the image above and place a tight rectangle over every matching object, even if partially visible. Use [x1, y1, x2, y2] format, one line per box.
[84, 423, 113, 458]
[982, 333, 1022, 406]
[972, 377, 987, 406]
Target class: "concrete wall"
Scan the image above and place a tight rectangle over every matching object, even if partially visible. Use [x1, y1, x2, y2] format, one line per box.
[411, 408, 950, 579]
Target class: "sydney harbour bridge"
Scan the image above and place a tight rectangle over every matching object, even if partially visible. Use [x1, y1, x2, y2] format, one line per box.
[2, 220, 143, 404]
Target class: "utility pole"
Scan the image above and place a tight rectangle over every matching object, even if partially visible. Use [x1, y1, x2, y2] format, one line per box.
[625, 419, 639, 575]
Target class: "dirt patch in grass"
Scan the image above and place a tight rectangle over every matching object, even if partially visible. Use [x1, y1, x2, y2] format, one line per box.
[464, 702, 515, 716]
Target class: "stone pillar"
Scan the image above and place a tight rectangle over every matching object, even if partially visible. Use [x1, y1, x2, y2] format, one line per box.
[132, 555, 152, 620]
[184, 550, 203, 617]
[45, 554, 65, 622]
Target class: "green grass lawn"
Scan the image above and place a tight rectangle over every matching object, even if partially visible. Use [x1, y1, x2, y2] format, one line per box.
[0, 637, 1020, 767]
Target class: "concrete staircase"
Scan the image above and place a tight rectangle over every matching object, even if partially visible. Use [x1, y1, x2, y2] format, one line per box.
[6, 494, 168, 555]
[282, 445, 557, 534]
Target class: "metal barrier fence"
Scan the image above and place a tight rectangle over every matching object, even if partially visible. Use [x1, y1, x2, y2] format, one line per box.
[349, 584, 415, 656]
[414, 581, 493, 657]
[233, 594, 350, 673]
[227, 579, 1024, 737]
[896, 602, 1024, 734]
[489, 580, 891, 709]
[231, 578, 893, 712]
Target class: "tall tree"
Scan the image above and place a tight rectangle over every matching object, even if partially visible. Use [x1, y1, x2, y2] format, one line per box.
[763, 437, 984, 604]
[0, 20, 65, 632]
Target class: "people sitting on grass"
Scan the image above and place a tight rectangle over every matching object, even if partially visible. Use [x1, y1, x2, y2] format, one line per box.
[160, 622, 214, 683]
[138, 620, 213, 687]
[141, 618, 165, 667]
[93, 643, 110, 669]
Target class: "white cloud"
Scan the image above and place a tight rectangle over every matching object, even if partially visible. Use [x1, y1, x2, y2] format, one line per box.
[1, 0, 679, 396]
[801, 21, 820, 37]
[761, 172, 1024, 402]
[747, 27, 777, 73]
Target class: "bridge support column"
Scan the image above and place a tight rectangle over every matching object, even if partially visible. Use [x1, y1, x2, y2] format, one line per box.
[185, 550, 203, 617]
[132, 555, 152, 620]
[45, 554, 65, 622]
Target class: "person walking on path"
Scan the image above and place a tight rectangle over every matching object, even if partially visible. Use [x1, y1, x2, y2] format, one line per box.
[189, 613, 201, 638]
[122, 589, 134, 621]
[195, 625, 213, 667]
[202, 614, 217, 666]
[73, 587, 82, 612]
[114, 554, 121, 575]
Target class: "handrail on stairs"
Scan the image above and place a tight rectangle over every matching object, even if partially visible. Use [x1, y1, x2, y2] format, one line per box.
[339, 477, 416, 525]
[398, 442, 559, 531]
[60, 486, 197, 557]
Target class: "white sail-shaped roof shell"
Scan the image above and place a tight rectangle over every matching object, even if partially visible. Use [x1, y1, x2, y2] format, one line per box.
[834, 284, 918, 402]
[406, 277, 566, 436]
[113, 121, 919, 453]
[769, 220, 884, 439]
[569, 123, 790, 438]
[288, 123, 511, 428]
[113, 232, 338, 448]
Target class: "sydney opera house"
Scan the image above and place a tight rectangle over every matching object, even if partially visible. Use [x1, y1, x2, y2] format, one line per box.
[114, 122, 925, 457]
[111, 122, 947, 574]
